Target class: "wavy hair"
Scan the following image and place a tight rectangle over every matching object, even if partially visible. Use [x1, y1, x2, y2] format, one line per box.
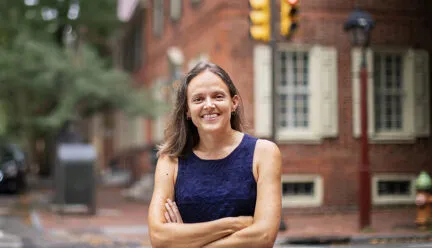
[157, 62, 245, 158]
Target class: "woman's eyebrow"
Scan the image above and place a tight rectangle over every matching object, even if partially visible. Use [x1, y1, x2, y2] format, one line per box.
[212, 90, 227, 95]
[190, 93, 203, 99]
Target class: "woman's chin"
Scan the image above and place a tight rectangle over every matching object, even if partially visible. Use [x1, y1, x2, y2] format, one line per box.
[198, 123, 225, 133]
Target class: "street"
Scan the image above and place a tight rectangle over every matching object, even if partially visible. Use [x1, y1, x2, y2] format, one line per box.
[280, 245, 432, 248]
[2, 193, 432, 248]
[0, 192, 150, 248]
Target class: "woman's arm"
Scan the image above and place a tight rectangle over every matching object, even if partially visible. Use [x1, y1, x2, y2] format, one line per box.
[148, 155, 253, 248]
[203, 140, 282, 248]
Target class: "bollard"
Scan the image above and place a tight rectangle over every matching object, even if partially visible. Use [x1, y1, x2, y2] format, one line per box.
[415, 171, 432, 228]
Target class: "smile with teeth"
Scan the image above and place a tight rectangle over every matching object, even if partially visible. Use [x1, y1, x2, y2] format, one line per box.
[202, 113, 219, 120]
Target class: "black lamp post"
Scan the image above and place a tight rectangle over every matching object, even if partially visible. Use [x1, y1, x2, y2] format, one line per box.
[344, 8, 375, 230]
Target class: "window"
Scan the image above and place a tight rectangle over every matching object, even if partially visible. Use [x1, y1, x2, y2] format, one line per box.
[278, 51, 310, 129]
[378, 181, 410, 196]
[122, 10, 144, 72]
[283, 182, 314, 196]
[374, 53, 403, 132]
[253, 44, 338, 142]
[281, 174, 323, 207]
[170, 0, 182, 21]
[372, 174, 416, 205]
[153, 0, 164, 37]
[352, 48, 430, 142]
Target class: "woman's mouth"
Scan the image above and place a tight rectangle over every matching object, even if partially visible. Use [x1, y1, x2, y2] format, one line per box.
[202, 113, 219, 121]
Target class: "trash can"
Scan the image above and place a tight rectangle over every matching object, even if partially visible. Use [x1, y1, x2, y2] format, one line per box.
[54, 143, 97, 215]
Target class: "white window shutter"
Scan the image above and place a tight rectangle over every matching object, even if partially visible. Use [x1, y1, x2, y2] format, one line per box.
[170, 0, 182, 21]
[352, 48, 374, 138]
[403, 50, 416, 137]
[317, 46, 338, 137]
[413, 50, 430, 137]
[253, 45, 272, 138]
[308, 46, 322, 138]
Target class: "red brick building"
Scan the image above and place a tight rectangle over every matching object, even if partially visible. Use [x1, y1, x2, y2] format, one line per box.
[102, 0, 432, 211]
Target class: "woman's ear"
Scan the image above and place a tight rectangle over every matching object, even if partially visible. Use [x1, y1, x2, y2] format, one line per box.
[232, 95, 240, 112]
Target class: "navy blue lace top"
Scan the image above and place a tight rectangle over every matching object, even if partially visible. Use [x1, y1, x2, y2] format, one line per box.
[175, 133, 258, 223]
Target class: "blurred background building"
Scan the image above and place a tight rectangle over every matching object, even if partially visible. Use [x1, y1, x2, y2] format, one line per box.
[98, 0, 432, 212]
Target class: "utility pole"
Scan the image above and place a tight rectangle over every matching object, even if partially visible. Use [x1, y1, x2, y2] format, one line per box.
[249, 0, 287, 231]
[270, 0, 287, 231]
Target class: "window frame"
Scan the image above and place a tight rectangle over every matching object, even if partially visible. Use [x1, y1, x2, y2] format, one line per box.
[373, 52, 404, 132]
[352, 47, 418, 143]
[275, 44, 321, 143]
[372, 49, 413, 140]
[281, 174, 323, 208]
[372, 174, 417, 205]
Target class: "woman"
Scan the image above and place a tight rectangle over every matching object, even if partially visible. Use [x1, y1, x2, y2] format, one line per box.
[148, 62, 281, 248]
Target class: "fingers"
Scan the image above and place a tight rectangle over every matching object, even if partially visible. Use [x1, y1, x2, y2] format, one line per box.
[164, 211, 172, 223]
[169, 199, 183, 223]
[164, 199, 183, 223]
[165, 201, 177, 222]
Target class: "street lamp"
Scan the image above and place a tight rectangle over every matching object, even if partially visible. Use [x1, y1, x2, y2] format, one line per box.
[344, 8, 375, 230]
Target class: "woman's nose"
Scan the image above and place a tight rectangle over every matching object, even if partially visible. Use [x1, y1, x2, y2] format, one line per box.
[203, 98, 215, 109]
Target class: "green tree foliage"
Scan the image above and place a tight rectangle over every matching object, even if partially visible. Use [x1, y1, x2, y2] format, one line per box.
[0, 33, 157, 137]
[0, 0, 162, 144]
[0, 0, 120, 49]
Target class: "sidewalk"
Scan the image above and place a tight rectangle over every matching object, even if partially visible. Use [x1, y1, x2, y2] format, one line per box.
[26, 186, 151, 246]
[24, 184, 432, 247]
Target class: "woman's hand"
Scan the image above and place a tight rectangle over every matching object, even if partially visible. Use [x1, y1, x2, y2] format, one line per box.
[164, 199, 183, 223]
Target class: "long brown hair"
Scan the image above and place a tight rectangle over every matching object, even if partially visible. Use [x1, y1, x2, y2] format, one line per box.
[157, 62, 245, 158]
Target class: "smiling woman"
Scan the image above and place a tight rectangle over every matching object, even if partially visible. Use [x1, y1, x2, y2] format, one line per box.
[148, 62, 281, 248]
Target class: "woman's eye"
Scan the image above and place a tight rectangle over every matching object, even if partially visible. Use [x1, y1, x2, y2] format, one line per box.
[216, 95, 224, 99]
[193, 98, 202, 102]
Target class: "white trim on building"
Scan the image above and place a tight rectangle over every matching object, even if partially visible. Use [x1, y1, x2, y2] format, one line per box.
[253, 44, 338, 143]
[281, 174, 323, 208]
[352, 48, 430, 143]
[372, 174, 417, 205]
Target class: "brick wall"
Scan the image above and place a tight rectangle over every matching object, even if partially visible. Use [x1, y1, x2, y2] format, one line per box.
[125, 0, 432, 209]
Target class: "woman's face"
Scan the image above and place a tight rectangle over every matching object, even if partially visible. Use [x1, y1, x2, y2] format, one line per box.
[186, 70, 239, 134]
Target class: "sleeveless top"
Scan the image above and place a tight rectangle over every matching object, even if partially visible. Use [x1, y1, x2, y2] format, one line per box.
[175, 134, 258, 223]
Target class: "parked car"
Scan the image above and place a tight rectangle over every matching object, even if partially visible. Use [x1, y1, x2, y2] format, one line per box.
[0, 143, 28, 193]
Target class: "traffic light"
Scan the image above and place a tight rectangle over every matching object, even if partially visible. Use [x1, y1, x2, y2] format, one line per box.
[248, 0, 270, 42]
[280, 0, 299, 38]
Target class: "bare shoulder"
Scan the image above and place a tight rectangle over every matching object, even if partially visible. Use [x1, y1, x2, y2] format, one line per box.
[254, 139, 281, 181]
[255, 139, 281, 157]
[155, 154, 178, 173]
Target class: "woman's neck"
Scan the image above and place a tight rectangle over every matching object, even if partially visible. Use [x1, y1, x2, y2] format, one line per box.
[195, 129, 243, 156]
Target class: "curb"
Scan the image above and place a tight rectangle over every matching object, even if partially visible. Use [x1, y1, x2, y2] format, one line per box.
[276, 233, 432, 246]
[275, 236, 350, 246]
[350, 233, 432, 244]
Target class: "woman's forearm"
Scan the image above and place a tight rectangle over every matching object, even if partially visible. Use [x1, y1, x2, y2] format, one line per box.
[150, 217, 249, 248]
[202, 223, 276, 248]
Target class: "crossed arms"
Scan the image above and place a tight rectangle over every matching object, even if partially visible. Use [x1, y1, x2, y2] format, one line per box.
[148, 140, 282, 248]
